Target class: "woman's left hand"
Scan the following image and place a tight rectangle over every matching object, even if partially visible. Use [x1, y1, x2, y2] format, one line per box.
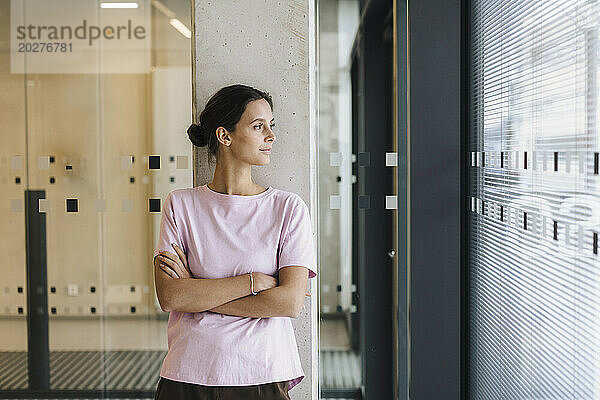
[157, 243, 193, 279]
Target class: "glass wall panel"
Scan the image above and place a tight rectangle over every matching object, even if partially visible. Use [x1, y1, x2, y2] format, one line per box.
[318, 0, 399, 397]
[0, 0, 192, 395]
[317, 0, 362, 396]
[468, 0, 600, 398]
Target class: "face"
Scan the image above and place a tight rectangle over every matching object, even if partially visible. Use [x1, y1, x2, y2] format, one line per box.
[217, 98, 276, 165]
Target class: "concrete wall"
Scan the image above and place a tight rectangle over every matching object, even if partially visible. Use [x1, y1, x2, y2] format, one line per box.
[192, 1, 318, 398]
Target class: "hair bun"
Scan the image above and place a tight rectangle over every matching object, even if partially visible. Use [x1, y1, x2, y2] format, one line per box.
[187, 123, 207, 147]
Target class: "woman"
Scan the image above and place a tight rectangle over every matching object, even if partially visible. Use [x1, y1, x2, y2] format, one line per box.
[153, 84, 318, 400]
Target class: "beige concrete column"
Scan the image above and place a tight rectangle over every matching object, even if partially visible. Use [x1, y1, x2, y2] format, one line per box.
[192, 1, 318, 398]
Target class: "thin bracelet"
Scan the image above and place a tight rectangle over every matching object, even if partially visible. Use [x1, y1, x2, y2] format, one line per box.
[250, 272, 258, 295]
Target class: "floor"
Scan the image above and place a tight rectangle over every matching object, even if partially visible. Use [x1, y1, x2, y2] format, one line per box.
[0, 316, 361, 398]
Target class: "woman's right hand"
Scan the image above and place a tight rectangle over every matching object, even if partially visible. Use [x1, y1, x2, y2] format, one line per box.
[250, 272, 278, 293]
[249, 272, 312, 297]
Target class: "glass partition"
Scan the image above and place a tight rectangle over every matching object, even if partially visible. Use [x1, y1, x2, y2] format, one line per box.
[468, 0, 600, 398]
[317, 0, 399, 398]
[0, 0, 192, 396]
[316, 1, 362, 396]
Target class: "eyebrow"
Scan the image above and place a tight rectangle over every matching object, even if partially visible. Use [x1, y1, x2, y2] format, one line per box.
[251, 118, 275, 123]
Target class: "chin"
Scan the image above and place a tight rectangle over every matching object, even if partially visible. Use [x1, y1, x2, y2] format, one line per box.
[255, 154, 271, 165]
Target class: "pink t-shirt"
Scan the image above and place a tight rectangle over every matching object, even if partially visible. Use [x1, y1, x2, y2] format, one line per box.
[153, 183, 317, 391]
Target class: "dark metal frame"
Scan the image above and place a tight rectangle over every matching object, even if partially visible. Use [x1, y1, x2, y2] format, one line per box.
[26, 190, 50, 390]
[462, 1, 471, 398]
[402, 0, 466, 399]
[0, 191, 72, 400]
[394, 0, 410, 400]
[394, 0, 409, 398]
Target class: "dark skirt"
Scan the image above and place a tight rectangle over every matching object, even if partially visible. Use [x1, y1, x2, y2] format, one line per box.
[154, 376, 291, 400]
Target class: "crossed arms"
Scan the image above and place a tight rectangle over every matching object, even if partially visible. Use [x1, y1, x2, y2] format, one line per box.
[153, 246, 310, 318]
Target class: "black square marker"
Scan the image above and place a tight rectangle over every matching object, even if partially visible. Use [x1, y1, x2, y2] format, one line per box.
[49, 156, 55, 163]
[149, 198, 161, 213]
[357, 152, 370, 167]
[130, 177, 135, 183]
[50, 177, 55, 184]
[130, 306, 136, 313]
[51, 307, 56, 314]
[66, 198, 78, 213]
[15, 177, 20, 184]
[149, 155, 160, 169]
[358, 195, 370, 209]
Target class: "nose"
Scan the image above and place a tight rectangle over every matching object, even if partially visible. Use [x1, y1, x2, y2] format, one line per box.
[266, 127, 276, 143]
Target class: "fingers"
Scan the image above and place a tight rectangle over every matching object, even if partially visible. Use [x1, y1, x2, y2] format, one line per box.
[171, 245, 192, 278]
[158, 250, 178, 264]
[159, 262, 179, 279]
[171, 243, 188, 268]
[157, 254, 176, 269]
[158, 245, 191, 279]
[157, 255, 184, 278]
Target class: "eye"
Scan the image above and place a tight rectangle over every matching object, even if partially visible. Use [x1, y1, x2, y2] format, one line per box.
[254, 123, 276, 130]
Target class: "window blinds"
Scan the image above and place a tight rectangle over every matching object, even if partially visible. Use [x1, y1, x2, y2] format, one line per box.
[468, 1, 600, 398]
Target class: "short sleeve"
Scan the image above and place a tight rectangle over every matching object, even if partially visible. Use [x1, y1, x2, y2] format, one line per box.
[278, 199, 317, 279]
[153, 191, 185, 265]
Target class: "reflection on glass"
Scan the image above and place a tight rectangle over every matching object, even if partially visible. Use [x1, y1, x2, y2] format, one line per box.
[0, 0, 192, 395]
[469, 1, 600, 398]
[317, 0, 362, 394]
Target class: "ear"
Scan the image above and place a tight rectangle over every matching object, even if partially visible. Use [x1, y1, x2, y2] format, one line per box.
[216, 126, 231, 145]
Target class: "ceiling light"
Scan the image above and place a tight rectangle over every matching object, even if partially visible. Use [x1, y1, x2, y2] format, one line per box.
[100, 2, 139, 9]
[169, 18, 191, 39]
